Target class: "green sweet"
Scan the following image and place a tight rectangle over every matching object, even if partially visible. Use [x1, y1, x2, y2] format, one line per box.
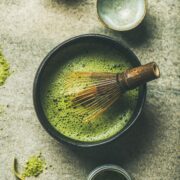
[41, 50, 139, 142]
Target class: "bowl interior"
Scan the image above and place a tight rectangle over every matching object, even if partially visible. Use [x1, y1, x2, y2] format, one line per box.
[97, 0, 146, 31]
[88, 164, 131, 180]
[34, 35, 146, 147]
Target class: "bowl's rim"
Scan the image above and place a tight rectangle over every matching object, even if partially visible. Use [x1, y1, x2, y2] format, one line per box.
[33, 34, 147, 147]
[87, 164, 132, 180]
[96, 0, 148, 31]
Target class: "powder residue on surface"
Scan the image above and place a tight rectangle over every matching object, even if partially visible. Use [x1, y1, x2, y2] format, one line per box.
[0, 50, 10, 86]
[13, 154, 46, 180]
[0, 105, 4, 115]
[41, 46, 139, 142]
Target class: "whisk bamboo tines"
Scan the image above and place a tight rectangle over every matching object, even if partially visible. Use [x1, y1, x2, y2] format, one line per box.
[65, 62, 160, 123]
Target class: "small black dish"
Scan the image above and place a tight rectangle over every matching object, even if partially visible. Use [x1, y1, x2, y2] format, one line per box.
[33, 34, 146, 147]
[87, 164, 132, 180]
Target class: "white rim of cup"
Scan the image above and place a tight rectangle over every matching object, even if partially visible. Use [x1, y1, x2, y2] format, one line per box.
[87, 164, 132, 180]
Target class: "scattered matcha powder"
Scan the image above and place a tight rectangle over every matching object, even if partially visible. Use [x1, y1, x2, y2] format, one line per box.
[13, 154, 46, 180]
[0, 105, 4, 114]
[0, 50, 10, 86]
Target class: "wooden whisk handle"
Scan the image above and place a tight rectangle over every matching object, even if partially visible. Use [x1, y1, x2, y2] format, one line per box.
[118, 62, 160, 90]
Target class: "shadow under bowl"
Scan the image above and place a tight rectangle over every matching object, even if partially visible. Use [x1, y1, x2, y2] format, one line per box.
[33, 34, 146, 147]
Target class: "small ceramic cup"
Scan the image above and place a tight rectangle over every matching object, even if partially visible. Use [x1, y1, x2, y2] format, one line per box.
[87, 164, 132, 180]
[97, 0, 147, 31]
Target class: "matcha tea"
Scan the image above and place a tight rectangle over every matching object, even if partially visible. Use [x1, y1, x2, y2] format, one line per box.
[41, 48, 139, 142]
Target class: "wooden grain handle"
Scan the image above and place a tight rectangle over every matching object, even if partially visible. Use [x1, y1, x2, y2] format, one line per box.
[118, 62, 160, 90]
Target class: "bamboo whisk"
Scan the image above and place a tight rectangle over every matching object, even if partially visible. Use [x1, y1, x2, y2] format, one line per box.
[65, 62, 160, 123]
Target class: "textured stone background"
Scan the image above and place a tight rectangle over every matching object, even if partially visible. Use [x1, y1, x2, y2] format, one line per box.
[0, 0, 179, 179]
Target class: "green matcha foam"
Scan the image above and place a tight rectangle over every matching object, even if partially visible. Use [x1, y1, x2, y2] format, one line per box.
[41, 50, 139, 142]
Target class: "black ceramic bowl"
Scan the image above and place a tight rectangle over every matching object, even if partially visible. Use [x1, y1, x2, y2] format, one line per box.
[33, 34, 146, 147]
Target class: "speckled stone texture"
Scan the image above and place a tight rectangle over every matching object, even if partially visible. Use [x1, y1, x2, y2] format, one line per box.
[0, 0, 179, 180]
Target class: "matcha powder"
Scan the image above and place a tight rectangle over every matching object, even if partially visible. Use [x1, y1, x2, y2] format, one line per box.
[22, 155, 46, 178]
[13, 154, 46, 180]
[0, 50, 10, 86]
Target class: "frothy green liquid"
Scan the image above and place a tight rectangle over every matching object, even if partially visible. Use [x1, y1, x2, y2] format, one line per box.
[41, 51, 138, 142]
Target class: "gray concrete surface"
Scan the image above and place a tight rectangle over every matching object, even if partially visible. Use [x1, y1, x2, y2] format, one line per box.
[0, 0, 179, 179]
